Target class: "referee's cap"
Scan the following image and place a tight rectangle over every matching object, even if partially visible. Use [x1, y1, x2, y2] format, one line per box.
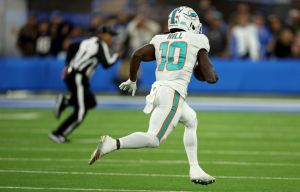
[97, 25, 118, 36]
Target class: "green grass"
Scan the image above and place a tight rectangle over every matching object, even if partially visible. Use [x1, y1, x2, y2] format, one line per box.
[0, 108, 299, 192]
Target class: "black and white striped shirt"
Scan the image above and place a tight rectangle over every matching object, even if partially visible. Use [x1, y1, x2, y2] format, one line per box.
[66, 37, 118, 77]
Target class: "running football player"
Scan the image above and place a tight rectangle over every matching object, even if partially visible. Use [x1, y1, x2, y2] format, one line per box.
[89, 6, 218, 185]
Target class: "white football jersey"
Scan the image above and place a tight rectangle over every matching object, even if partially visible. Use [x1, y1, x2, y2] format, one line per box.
[150, 31, 210, 98]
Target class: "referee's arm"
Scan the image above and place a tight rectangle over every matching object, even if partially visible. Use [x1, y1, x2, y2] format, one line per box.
[97, 41, 119, 69]
[65, 42, 80, 66]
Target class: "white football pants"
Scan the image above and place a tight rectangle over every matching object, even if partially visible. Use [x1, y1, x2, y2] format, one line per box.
[119, 86, 199, 166]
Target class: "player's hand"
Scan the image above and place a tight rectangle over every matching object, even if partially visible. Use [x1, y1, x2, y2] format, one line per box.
[119, 79, 137, 96]
[61, 67, 68, 79]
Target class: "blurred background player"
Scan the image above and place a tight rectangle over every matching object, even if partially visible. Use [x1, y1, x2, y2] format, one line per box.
[49, 25, 119, 143]
[16, 14, 37, 56]
[89, 6, 218, 185]
[115, 12, 161, 93]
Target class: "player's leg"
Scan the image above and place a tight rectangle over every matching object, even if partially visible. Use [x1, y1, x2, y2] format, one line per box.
[88, 131, 159, 165]
[119, 87, 182, 148]
[180, 102, 215, 185]
[54, 75, 74, 119]
[54, 94, 70, 119]
[148, 91, 182, 143]
[49, 73, 93, 143]
[53, 72, 85, 119]
[89, 87, 182, 164]
[59, 74, 97, 137]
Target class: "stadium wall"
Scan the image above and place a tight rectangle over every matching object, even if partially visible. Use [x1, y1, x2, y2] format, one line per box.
[0, 57, 300, 94]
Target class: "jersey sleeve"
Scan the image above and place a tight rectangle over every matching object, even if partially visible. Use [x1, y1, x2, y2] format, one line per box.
[191, 34, 210, 53]
[149, 35, 157, 45]
[97, 41, 119, 69]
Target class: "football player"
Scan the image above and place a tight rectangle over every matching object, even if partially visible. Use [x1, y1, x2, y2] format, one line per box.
[89, 6, 218, 185]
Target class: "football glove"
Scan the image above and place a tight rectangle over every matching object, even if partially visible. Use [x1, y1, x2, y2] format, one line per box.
[119, 79, 137, 96]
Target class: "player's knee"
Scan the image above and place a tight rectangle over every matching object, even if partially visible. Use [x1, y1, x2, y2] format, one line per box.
[192, 116, 198, 129]
[185, 111, 197, 129]
[77, 114, 84, 123]
[152, 137, 160, 147]
[75, 109, 86, 123]
[146, 133, 160, 148]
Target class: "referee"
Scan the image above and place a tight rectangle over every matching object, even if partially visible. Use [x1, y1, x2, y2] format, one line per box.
[49, 25, 119, 143]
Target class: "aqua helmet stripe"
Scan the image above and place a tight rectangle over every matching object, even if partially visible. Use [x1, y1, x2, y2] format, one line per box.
[171, 8, 178, 24]
[183, 12, 198, 17]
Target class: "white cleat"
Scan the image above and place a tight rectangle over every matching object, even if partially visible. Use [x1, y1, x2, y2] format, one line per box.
[88, 135, 116, 165]
[189, 166, 216, 185]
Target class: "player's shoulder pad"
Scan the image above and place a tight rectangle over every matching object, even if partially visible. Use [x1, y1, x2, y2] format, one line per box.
[81, 36, 98, 46]
[149, 34, 162, 45]
[190, 33, 210, 52]
[192, 33, 209, 42]
[149, 35, 156, 44]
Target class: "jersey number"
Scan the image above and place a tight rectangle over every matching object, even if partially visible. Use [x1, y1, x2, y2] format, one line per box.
[158, 41, 187, 71]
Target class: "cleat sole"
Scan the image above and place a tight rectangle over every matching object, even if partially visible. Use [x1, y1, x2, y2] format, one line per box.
[191, 179, 215, 185]
[88, 149, 100, 165]
[88, 136, 107, 165]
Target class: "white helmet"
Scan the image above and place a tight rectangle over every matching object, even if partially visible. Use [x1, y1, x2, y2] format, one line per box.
[168, 6, 202, 34]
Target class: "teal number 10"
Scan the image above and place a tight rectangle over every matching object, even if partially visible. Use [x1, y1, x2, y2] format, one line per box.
[158, 41, 187, 71]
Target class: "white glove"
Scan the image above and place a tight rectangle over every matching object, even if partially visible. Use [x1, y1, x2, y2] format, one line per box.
[119, 79, 137, 96]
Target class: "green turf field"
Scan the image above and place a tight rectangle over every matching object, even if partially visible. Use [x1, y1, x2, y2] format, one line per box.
[0, 108, 299, 192]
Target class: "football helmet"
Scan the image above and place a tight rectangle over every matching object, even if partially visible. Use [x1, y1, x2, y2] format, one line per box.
[168, 6, 202, 34]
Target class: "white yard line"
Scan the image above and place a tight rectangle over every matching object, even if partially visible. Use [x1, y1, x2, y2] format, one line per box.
[202, 150, 300, 156]
[0, 157, 299, 167]
[1, 138, 299, 148]
[0, 147, 299, 157]
[1, 128, 300, 139]
[0, 169, 299, 181]
[76, 139, 300, 147]
[0, 112, 39, 120]
[1, 137, 299, 148]
[0, 186, 193, 192]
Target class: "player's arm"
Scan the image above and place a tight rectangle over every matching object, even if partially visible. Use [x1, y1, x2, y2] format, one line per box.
[194, 49, 218, 84]
[98, 41, 119, 69]
[129, 44, 156, 82]
[65, 42, 80, 66]
[62, 42, 80, 78]
[119, 44, 155, 96]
